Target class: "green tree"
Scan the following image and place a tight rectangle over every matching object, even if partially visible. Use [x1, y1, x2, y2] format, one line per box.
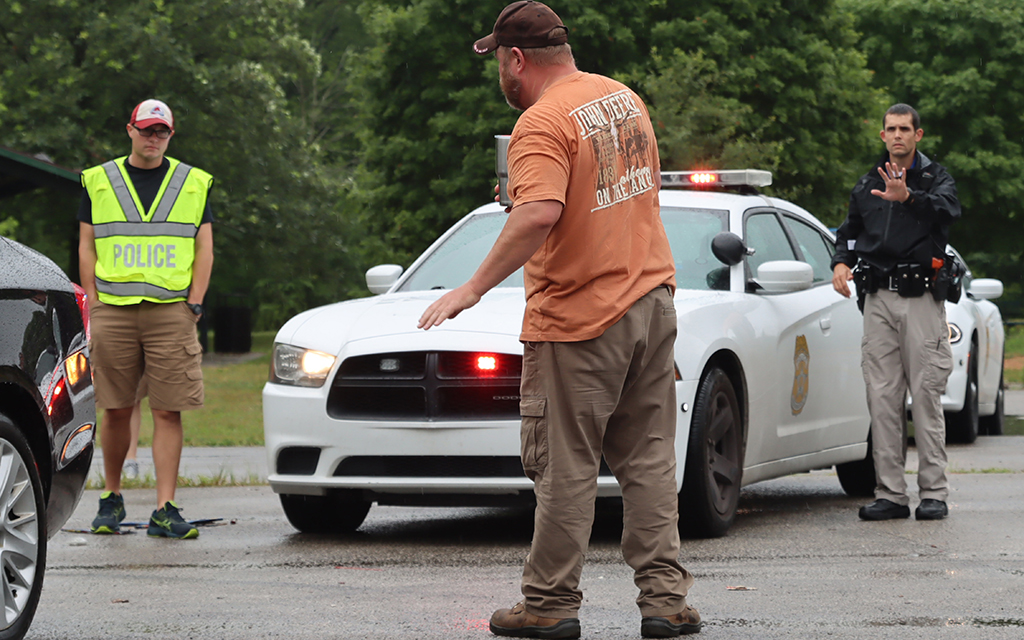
[843, 0, 1024, 316]
[641, 0, 884, 223]
[346, 0, 881, 271]
[628, 49, 785, 177]
[0, 0, 361, 329]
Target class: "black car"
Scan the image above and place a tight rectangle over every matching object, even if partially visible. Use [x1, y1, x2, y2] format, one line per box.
[0, 236, 94, 639]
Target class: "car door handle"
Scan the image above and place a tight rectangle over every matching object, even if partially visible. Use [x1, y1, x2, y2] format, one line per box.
[819, 315, 832, 331]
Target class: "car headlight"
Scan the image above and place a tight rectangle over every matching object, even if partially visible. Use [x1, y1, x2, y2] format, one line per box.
[947, 322, 962, 344]
[270, 343, 336, 387]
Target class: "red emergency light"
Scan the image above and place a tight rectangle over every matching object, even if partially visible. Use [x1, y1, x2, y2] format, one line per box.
[476, 355, 498, 372]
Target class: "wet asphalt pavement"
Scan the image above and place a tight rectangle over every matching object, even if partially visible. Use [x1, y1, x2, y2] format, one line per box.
[28, 430, 1024, 639]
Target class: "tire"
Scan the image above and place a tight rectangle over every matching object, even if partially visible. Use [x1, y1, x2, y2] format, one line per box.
[0, 412, 47, 640]
[946, 341, 979, 444]
[835, 431, 876, 497]
[979, 370, 1005, 437]
[279, 491, 371, 534]
[679, 368, 744, 538]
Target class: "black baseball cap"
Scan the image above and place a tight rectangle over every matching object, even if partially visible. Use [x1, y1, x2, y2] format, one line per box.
[473, 1, 569, 55]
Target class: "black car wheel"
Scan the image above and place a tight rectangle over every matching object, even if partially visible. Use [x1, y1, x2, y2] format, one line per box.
[0, 413, 46, 640]
[280, 491, 371, 534]
[835, 431, 877, 497]
[679, 368, 744, 538]
[946, 341, 979, 444]
[979, 369, 1005, 437]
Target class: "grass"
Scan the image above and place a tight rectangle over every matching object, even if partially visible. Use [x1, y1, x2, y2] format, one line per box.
[118, 331, 274, 448]
[85, 470, 265, 490]
[1006, 324, 1024, 388]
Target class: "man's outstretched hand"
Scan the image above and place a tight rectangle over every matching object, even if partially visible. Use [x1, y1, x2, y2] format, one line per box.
[418, 284, 483, 329]
[870, 161, 910, 203]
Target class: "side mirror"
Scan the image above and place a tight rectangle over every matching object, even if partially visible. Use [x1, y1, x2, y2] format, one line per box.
[969, 278, 1003, 301]
[754, 260, 814, 293]
[366, 264, 403, 294]
[711, 232, 749, 266]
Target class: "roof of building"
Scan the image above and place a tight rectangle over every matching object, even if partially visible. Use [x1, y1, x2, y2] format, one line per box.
[0, 146, 80, 199]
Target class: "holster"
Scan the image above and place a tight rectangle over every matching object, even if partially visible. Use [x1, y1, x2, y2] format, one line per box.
[852, 265, 874, 313]
[931, 253, 965, 303]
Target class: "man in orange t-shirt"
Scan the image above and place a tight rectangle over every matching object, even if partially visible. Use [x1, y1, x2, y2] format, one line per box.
[419, 3, 698, 638]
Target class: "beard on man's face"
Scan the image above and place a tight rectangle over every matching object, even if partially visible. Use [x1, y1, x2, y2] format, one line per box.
[499, 59, 525, 111]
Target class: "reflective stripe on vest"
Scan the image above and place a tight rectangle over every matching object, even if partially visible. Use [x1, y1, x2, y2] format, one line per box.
[95, 278, 191, 300]
[93, 221, 198, 239]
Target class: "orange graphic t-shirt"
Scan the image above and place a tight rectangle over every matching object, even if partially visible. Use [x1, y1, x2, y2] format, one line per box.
[508, 71, 675, 342]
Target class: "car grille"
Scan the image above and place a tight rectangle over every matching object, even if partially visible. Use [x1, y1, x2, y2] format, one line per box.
[327, 351, 522, 420]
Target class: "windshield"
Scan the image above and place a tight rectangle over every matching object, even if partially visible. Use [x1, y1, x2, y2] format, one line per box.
[661, 207, 729, 290]
[398, 207, 730, 293]
[398, 212, 523, 292]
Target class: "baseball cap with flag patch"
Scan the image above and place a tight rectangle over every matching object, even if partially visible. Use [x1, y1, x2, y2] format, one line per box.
[130, 99, 174, 129]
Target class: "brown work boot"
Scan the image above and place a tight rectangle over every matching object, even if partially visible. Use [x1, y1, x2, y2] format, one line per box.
[641, 605, 703, 637]
[489, 601, 581, 639]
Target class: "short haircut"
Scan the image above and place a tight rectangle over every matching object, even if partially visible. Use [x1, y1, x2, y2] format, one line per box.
[500, 43, 574, 67]
[884, 103, 920, 130]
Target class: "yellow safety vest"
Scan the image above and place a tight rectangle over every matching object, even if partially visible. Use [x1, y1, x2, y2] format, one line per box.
[82, 156, 213, 305]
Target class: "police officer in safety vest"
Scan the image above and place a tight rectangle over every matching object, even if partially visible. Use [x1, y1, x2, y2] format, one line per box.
[78, 99, 214, 540]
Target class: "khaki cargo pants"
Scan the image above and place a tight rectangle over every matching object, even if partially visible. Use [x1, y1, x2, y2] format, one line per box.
[862, 289, 953, 504]
[518, 286, 693, 619]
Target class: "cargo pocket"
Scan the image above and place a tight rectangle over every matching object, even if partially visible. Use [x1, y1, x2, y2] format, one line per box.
[519, 396, 548, 481]
[921, 336, 953, 392]
[184, 343, 204, 405]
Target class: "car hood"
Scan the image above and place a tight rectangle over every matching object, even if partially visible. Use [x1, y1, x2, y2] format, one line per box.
[275, 287, 737, 358]
[275, 289, 528, 356]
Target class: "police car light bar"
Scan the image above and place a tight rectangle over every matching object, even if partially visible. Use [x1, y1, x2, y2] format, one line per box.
[661, 170, 773, 189]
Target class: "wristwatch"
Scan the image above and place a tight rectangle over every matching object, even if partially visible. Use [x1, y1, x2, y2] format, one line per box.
[187, 303, 204, 316]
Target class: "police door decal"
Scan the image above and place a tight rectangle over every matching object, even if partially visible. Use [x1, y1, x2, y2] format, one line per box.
[791, 335, 809, 415]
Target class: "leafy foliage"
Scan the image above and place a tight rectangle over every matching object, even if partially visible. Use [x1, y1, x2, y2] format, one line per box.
[6, 0, 1023, 325]
[346, 0, 882, 272]
[638, 0, 884, 224]
[0, 0, 361, 329]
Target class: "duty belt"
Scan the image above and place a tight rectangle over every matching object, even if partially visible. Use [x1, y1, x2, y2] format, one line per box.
[873, 264, 931, 298]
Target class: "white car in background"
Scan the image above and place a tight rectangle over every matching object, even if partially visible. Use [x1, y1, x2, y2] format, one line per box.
[264, 170, 885, 538]
[936, 249, 1005, 443]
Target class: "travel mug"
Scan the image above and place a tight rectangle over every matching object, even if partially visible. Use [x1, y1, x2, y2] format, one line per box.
[495, 134, 512, 208]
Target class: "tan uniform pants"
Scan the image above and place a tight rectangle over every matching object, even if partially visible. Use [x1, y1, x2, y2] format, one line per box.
[518, 287, 692, 619]
[862, 289, 953, 504]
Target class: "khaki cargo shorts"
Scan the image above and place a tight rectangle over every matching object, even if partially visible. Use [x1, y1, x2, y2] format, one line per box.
[89, 300, 204, 411]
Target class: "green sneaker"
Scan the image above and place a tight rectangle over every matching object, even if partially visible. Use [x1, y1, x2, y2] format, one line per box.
[148, 501, 199, 539]
[90, 491, 126, 534]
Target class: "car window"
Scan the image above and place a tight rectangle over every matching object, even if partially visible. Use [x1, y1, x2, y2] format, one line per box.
[783, 216, 833, 283]
[398, 212, 524, 292]
[400, 207, 732, 294]
[744, 212, 796, 277]
[660, 207, 729, 291]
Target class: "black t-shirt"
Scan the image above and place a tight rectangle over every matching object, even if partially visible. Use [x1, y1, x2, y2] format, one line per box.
[77, 157, 214, 223]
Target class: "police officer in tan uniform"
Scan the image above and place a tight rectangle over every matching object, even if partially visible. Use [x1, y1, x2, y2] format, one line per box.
[832, 103, 960, 522]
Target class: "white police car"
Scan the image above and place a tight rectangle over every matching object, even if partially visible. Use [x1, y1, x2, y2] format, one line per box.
[263, 170, 880, 538]
[931, 249, 1005, 443]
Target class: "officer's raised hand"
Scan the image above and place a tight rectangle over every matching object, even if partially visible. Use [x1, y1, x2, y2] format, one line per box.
[870, 162, 911, 203]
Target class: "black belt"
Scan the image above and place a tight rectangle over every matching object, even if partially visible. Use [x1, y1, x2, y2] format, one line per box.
[870, 264, 931, 297]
